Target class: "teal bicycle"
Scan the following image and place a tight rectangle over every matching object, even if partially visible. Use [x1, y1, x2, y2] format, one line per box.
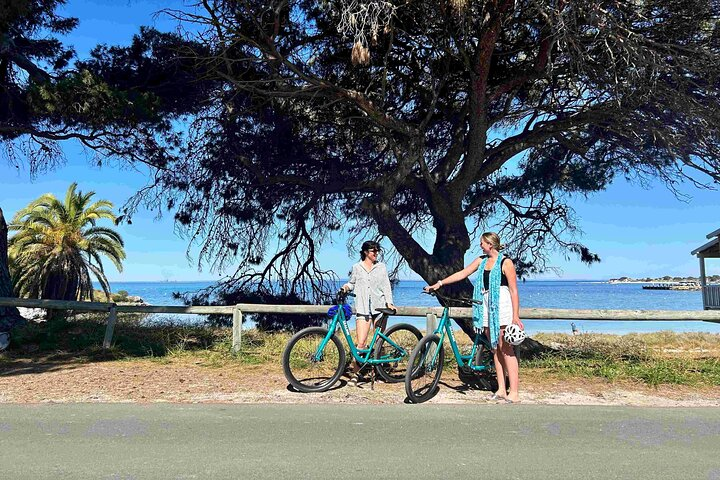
[282, 291, 422, 393]
[405, 292, 500, 403]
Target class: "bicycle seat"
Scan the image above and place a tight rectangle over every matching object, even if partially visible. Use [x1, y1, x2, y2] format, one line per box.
[375, 307, 397, 315]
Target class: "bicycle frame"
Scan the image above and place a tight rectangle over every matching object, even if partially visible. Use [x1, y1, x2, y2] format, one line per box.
[314, 304, 408, 365]
[430, 307, 494, 373]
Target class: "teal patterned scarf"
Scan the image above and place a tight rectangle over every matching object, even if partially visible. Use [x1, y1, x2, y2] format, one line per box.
[472, 252, 503, 349]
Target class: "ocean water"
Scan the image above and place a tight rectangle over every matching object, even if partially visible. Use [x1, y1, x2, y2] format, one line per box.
[103, 280, 720, 335]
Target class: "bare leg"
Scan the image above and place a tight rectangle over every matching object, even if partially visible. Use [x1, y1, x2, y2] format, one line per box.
[485, 327, 507, 398]
[356, 315, 373, 351]
[498, 329, 520, 402]
[351, 316, 373, 376]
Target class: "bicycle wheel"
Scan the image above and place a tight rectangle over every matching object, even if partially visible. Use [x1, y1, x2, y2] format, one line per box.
[405, 334, 444, 403]
[460, 343, 509, 393]
[373, 323, 422, 383]
[282, 327, 346, 393]
[458, 342, 496, 390]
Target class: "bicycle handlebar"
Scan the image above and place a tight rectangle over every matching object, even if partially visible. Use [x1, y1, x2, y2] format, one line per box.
[423, 289, 481, 306]
[333, 290, 355, 304]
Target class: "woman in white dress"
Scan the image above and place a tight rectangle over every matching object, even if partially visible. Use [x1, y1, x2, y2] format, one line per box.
[425, 232, 524, 403]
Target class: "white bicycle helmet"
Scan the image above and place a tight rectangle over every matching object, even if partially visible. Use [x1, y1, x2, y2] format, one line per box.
[503, 324, 526, 345]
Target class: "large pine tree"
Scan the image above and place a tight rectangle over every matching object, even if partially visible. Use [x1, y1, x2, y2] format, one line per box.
[98, 0, 720, 334]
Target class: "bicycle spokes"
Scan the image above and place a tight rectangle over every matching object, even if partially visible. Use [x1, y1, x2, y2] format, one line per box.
[374, 324, 422, 383]
[283, 328, 345, 392]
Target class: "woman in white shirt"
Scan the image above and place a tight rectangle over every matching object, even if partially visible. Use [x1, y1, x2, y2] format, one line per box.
[341, 241, 396, 383]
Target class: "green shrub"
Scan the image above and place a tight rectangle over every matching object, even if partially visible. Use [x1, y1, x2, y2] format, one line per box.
[111, 290, 129, 302]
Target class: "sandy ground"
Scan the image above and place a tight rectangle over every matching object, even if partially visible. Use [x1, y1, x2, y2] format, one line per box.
[1, 357, 719, 406]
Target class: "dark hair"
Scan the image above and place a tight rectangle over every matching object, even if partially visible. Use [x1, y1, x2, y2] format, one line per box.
[360, 240, 381, 260]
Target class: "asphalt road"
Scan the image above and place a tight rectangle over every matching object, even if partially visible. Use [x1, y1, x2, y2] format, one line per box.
[1, 403, 719, 479]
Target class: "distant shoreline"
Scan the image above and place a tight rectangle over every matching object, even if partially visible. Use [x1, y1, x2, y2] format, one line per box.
[607, 280, 654, 284]
[608, 276, 719, 284]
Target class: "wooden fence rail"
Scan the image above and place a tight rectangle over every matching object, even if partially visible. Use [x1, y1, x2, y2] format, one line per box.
[1, 297, 720, 352]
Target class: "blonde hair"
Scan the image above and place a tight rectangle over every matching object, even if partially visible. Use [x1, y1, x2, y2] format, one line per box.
[481, 232, 505, 251]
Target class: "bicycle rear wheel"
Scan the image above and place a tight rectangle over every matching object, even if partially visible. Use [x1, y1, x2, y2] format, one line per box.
[458, 342, 495, 390]
[373, 323, 422, 383]
[405, 334, 444, 403]
[458, 342, 509, 392]
[282, 327, 346, 393]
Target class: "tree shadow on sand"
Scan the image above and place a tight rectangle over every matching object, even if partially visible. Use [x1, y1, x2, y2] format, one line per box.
[0, 314, 227, 378]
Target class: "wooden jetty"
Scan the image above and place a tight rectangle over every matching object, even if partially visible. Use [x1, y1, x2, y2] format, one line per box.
[642, 282, 701, 291]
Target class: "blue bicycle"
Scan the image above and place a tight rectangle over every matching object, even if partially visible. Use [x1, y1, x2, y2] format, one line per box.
[405, 292, 499, 403]
[282, 291, 422, 392]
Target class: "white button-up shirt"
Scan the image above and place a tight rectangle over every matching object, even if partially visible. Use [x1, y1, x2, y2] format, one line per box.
[342, 261, 394, 317]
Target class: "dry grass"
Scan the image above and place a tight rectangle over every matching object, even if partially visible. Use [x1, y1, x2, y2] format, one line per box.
[2, 317, 719, 388]
[528, 332, 720, 386]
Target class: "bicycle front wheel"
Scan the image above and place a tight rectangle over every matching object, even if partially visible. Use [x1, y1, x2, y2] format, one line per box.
[282, 327, 346, 393]
[373, 323, 422, 383]
[405, 334, 444, 404]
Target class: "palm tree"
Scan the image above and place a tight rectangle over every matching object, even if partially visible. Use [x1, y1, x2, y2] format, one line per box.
[9, 183, 126, 301]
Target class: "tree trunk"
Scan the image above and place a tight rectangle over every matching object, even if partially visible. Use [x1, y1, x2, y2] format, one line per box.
[422, 204, 478, 339]
[0, 207, 23, 331]
[371, 197, 479, 339]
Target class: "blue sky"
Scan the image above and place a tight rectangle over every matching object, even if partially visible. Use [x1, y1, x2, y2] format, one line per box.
[1, 0, 718, 282]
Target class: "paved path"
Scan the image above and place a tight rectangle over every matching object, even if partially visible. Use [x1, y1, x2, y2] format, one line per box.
[1, 404, 719, 479]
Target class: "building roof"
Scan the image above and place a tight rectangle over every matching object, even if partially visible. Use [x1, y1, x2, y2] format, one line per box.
[706, 227, 720, 239]
[692, 237, 720, 257]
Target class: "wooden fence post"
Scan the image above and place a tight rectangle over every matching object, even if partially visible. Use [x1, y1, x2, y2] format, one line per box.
[426, 312, 437, 334]
[103, 304, 117, 350]
[425, 312, 438, 357]
[232, 306, 242, 352]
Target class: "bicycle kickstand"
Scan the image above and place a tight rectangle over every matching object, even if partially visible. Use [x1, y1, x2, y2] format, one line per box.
[370, 367, 375, 391]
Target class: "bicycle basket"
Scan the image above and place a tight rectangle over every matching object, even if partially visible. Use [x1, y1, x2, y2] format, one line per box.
[327, 304, 353, 318]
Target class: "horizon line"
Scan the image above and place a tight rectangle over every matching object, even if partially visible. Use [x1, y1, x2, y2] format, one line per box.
[102, 278, 623, 283]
